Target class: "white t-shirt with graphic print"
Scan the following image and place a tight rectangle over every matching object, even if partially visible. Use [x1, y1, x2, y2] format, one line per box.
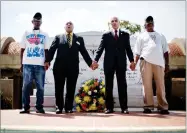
[20, 29, 49, 66]
[134, 31, 169, 68]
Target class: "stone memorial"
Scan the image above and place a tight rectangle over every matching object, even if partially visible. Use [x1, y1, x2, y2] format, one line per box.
[33, 31, 144, 107]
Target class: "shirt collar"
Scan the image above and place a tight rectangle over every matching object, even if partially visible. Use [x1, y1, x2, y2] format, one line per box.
[112, 28, 120, 33]
[66, 32, 73, 36]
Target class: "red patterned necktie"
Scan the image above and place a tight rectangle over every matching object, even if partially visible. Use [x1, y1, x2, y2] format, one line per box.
[114, 30, 118, 40]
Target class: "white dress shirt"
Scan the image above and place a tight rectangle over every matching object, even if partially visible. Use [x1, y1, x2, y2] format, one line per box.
[112, 28, 120, 37]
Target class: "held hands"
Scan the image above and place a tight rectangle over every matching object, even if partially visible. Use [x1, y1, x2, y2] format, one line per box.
[44, 62, 50, 71]
[130, 62, 136, 71]
[90, 61, 99, 70]
[165, 64, 169, 73]
[90, 61, 135, 71]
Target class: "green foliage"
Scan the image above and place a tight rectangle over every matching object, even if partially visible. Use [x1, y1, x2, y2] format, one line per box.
[108, 20, 142, 35]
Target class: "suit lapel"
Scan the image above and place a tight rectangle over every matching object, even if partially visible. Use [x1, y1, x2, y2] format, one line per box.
[72, 33, 77, 46]
[118, 29, 122, 42]
[109, 31, 113, 37]
[119, 29, 121, 38]
[110, 29, 122, 41]
[63, 34, 67, 44]
[109, 31, 116, 41]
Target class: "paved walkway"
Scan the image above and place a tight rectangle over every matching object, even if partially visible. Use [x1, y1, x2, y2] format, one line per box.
[1, 109, 186, 133]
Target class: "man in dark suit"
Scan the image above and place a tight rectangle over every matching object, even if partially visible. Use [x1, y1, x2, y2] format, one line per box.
[93, 17, 135, 114]
[45, 21, 97, 114]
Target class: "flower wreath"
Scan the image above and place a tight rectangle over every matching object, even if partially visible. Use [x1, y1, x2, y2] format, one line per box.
[74, 78, 106, 112]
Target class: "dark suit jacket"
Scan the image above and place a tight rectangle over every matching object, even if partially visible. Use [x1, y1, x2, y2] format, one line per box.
[46, 33, 92, 71]
[94, 30, 134, 72]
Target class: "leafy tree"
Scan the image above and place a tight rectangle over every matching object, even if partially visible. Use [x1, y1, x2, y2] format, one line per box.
[108, 20, 142, 35]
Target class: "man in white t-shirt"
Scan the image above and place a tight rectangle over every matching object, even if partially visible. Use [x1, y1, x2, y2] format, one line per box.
[20, 12, 49, 114]
[134, 16, 169, 114]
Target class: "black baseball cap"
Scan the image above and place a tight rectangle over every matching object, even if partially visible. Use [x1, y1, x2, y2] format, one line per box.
[145, 16, 154, 24]
[33, 12, 42, 21]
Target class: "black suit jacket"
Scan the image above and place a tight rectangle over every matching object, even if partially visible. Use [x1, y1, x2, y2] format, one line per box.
[46, 33, 92, 70]
[94, 30, 134, 72]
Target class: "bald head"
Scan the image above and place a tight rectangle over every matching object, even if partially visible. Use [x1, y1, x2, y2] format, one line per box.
[64, 21, 74, 33]
[110, 17, 120, 30]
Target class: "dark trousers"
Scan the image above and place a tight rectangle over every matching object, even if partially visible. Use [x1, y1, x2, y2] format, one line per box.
[104, 60, 127, 110]
[53, 67, 79, 111]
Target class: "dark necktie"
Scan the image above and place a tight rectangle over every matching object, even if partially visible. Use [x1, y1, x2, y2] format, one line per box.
[114, 30, 118, 40]
[67, 34, 71, 47]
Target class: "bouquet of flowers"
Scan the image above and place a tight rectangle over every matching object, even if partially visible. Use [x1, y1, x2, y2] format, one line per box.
[74, 78, 106, 112]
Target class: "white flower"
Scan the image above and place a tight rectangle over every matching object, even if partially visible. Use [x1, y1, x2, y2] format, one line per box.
[94, 90, 97, 93]
[88, 91, 92, 95]
[82, 85, 85, 87]
[100, 86, 102, 88]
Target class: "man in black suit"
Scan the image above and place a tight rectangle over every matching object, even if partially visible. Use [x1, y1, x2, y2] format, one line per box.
[93, 17, 135, 114]
[45, 21, 97, 114]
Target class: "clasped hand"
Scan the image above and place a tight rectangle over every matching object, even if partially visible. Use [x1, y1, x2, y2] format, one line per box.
[90, 61, 136, 71]
[130, 62, 136, 71]
[90, 61, 99, 70]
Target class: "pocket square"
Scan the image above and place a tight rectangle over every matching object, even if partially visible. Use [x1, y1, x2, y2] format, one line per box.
[76, 41, 80, 45]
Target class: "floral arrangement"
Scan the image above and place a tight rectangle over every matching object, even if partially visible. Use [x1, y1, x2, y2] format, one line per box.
[74, 78, 106, 112]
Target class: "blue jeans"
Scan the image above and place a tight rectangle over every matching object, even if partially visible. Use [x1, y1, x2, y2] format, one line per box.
[22, 65, 45, 110]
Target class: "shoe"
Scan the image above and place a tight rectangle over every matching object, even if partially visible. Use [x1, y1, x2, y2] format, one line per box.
[143, 109, 152, 114]
[56, 109, 63, 114]
[121, 109, 129, 114]
[65, 110, 73, 113]
[105, 109, 114, 114]
[20, 109, 30, 114]
[159, 110, 170, 115]
[36, 108, 45, 114]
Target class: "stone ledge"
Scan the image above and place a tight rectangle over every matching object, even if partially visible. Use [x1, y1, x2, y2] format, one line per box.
[0, 55, 20, 69]
[30, 95, 158, 108]
[1, 125, 185, 133]
[1, 109, 185, 133]
[169, 56, 186, 69]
